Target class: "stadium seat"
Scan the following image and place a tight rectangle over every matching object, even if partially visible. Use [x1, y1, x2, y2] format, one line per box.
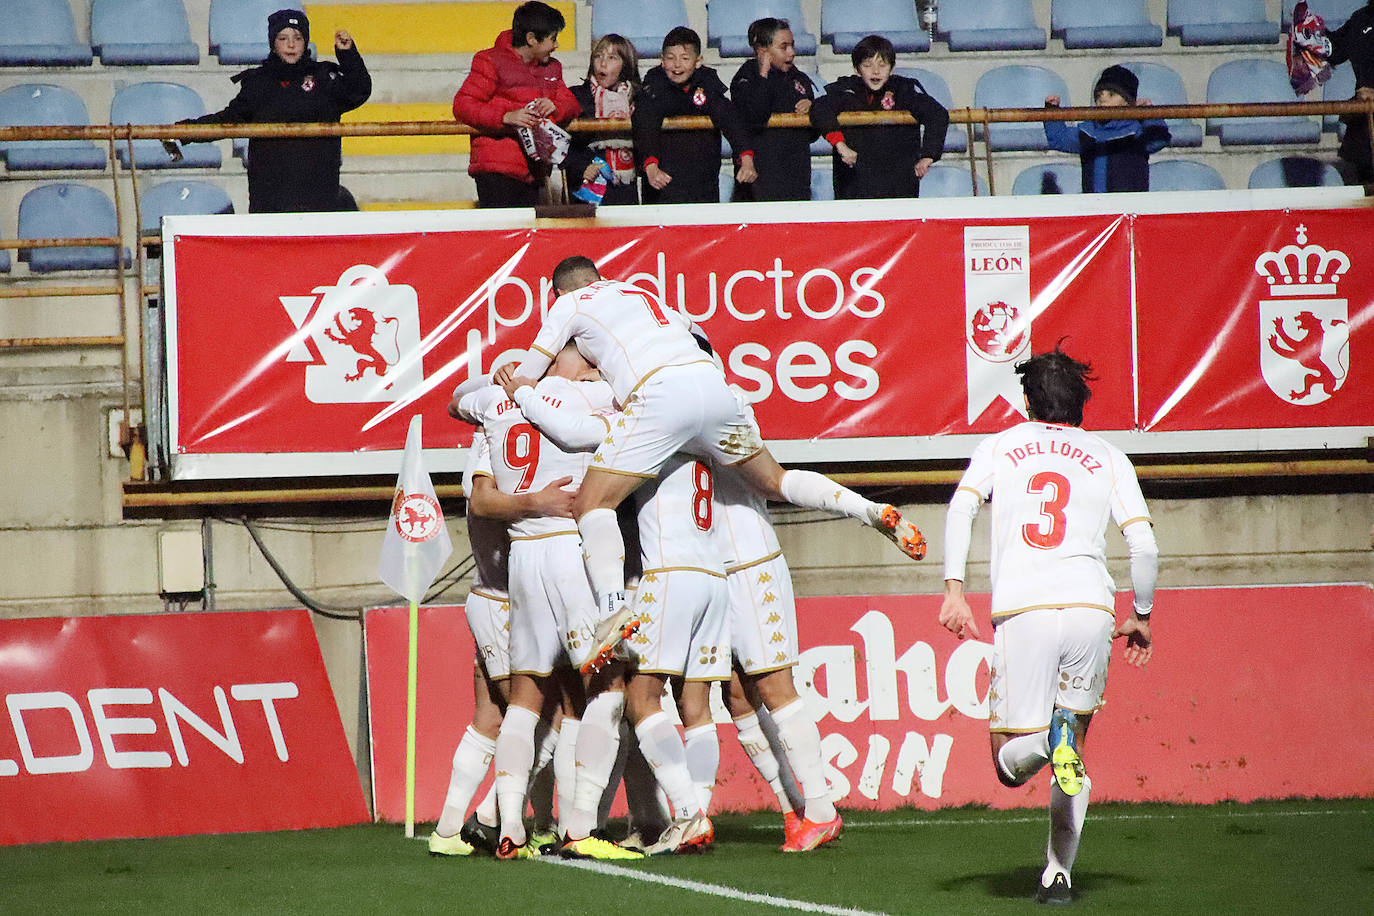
[919, 164, 986, 197]
[1120, 61, 1202, 147]
[897, 67, 966, 153]
[1148, 158, 1226, 191]
[111, 83, 222, 169]
[0, 84, 107, 171]
[210, 0, 305, 65]
[1322, 62, 1356, 132]
[1206, 59, 1321, 145]
[1011, 162, 1082, 195]
[708, 0, 818, 57]
[139, 180, 234, 234]
[18, 183, 131, 273]
[1283, 0, 1363, 30]
[0, 250, 9, 272]
[810, 165, 832, 200]
[974, 65, 1069, 151]
[936, 0, 1046, 52]
[1050, 0, 1162, 49]
[591, 0, 688, 59]
[821, 1, 930, 55]
[1247, 156, 1346, 188]
[0, 0, 94, 66]
[1166, 0, 1277, 46]
[91, 0, 200, 65]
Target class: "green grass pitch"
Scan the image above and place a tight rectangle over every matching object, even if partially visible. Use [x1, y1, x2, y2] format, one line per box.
[2, 800, 1370, 914]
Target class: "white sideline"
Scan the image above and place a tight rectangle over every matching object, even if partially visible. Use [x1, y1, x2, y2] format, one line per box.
[546, 857, 897, 916]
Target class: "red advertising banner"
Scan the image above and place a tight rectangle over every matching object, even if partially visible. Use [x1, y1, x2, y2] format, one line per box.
[0, 610, 369, 846]
[163, 197, 1373, 479]
[364, 584, 1374, 822]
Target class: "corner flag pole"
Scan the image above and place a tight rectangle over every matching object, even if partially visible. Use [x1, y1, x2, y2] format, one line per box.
[405, 595, 419, 838]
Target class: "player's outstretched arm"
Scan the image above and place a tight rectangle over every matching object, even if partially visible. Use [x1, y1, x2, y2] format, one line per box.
[939, 579, 981, 641]
[1112, 613, 1152, 668]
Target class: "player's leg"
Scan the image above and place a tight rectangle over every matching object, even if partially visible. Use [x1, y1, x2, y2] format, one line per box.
[627, 671, 712, 854]
[751, 668, 842, 849]
[492, 673, 552, 858]
[985, 615, 1054, 788]
[559, 665, 643, 859]
[725, 671, 802, 825]
[430, 662, 503, 856]
[674, 677, 719, 813]
[574, 469, 653, 673]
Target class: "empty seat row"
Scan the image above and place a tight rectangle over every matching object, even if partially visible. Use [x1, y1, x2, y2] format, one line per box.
[0, 0, 304, 67]
[1016, 157, 1345, 194]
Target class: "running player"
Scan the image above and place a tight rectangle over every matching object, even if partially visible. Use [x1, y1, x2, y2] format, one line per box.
[938, 347, 1157, 905]
[500, 255, 926, 673]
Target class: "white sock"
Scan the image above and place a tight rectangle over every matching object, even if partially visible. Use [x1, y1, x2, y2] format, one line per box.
[778, 469, 878, 523]
[436, 726, 497, 837]
[577, 507, 626, 603]
[682, 723, 719, 813]
[525, 717, 558, 832]
[1044, 775, 1091, 886]
[634, 712, 702, 820]
[623, 738, 670, 836]
[553, 718, 580, 836]
[566, 691, 624, 840]
[474, 780, 498, 826]
[997, 732, 1051, 784]
[769, 698, 836, 823]
[734, 712, 794, 814]
[755, 705, 805, 812]
[493, 704, 539, 845]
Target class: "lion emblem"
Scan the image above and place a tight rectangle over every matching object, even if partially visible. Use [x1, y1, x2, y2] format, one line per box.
[1266, 310, 1347, 401]
[323, 307, 399, 382]
[969, 300, 1027, 362]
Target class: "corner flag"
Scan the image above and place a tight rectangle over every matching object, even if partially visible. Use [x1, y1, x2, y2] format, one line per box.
[379, 415, 453, 603]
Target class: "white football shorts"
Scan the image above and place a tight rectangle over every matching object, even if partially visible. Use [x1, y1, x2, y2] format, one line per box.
[728, 552, 799, 675]
[988, 605, 1113, 734]
[593, 362, 761, 479]
[630, 569, 730, 681]
[508, 533, 599, 676]
[464, 586, 511, 681]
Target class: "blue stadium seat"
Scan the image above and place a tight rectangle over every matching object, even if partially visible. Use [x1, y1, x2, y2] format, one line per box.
[591, 0, 688, 59]
[708, 0, 818, 57]
[91, 0, 200, 65]
[211, 0, 305, 64]
[0, 84, 107, 171]
[1121, 61, 1202, 147]
[111, 83, 222, 169]
[1206, 59, 1321, 145]
[139, 180, 234, 233]
[810, 164, 832, 200]
[937, 0, 1046, 52]
[821, 1, 930, 54]
[1167, 0, 1277, 46]
[18, 184, 131, 272]
[897, 67, 965, 153]
[1283, 0, 1363, 30]
[1247, 156, 1345, 188]
[1149, 158, 1226, 191]
[1051, 0, 1162, 49]
[974, 65, 1069, 151]
[0, 250, 9, 272]
[0, 0, 94, 66]
[1322, 62, 1356, 132]
[919, 164, 986, 197]
[1011, 162, 1082, 195]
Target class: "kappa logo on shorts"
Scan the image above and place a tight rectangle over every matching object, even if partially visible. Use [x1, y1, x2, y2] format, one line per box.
[1254, 224, 1351, 406]
[279, 264, 425, 404]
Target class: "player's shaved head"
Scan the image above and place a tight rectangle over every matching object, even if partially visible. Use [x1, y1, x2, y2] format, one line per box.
[1016, 344, 1095, 426]
[552, 255, 601, 294]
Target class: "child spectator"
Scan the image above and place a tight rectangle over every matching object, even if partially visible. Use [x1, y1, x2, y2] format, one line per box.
[1043, 65, 1170, 193]
[178, 9, 371, 213]
[565, 34, 641, 206]
[811, 34, 948, 200]
[453, 1, 580, 207]
[632, 26, 754, 204]
[729, 17, 818, 202]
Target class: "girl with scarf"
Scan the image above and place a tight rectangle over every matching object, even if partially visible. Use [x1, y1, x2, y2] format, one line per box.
[565, 34, 641, 206]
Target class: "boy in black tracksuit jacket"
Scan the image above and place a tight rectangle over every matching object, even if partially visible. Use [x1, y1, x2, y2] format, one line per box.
[180, 10, 371, 212]
[729, 17, 818, 201]
[810, 34, 948, 200]
[633, 27, 753, 204]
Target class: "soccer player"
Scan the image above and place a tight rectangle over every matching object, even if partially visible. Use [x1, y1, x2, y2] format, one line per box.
[938, 347, 1158, 905]
[499, 255, 926, 675]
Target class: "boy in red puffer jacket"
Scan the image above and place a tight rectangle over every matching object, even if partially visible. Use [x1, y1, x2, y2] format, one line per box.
[454, 2, 580, 207]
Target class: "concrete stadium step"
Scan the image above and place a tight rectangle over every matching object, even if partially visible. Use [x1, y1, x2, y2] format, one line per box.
[341, 102, 470, 156]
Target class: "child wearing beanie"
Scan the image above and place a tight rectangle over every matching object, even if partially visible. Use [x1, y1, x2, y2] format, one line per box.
[1043, 64, 1170, 193]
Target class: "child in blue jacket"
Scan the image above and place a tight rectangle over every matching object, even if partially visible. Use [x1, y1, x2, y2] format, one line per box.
[1044, 65, 1169, 193]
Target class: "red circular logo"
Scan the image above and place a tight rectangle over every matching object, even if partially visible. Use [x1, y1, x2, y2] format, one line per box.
[394, 493, 443, 542]
[969, 301, 1026, 362]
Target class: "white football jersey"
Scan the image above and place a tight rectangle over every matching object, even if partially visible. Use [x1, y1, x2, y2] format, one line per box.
[954, 421, 1151, 619]
[462, 432, 509, 591]
[522, 279, 712, 403]
[712, 462, 780, 570]
[635, 453, 726, 575]
[459, 378, 615, 538]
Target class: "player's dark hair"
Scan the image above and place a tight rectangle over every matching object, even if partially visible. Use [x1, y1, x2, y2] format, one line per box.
[1016, 343, 1095, 426]
[512, 1, 565, 45]
[748, 18, 790, 50]
[852, 34, 896, 69]
[551, 255, 600, 293]
[662, 26, 702, 57]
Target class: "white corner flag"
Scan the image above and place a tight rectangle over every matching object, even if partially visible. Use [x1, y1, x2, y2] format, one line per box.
[379, 415, 453, 604]
[377, 414, 452, 839]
